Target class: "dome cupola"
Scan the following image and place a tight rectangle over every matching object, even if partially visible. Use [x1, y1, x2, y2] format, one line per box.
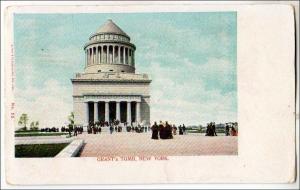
[84, 19, 136, 73]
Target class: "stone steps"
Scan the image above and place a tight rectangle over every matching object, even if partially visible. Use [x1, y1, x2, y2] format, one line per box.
[86, 127, 151, 134]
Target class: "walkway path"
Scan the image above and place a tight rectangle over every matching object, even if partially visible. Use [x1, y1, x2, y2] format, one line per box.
[77, 133, 237, 157]
[15, 135, 73, 145]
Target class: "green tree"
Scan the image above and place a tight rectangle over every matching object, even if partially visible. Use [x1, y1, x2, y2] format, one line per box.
[68, 112, 74, 134]
[29, 121, 39, 131]
[30, 122, 35, 130]
[18, 113, 29, 131]
[68, 112, 74, 126]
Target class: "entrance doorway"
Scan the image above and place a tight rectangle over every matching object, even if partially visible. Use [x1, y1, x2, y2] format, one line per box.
[109, 102, 116, 122]
[120, 101, 127, 123]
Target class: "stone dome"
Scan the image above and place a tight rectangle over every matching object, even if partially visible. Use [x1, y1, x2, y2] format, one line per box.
[84, 20, 136, 74]
[95, 19, 129, 38]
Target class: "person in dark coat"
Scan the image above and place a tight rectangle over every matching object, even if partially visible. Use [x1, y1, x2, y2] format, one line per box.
[172, 125, 177, 135]
[158, 121, 164, 139]
[225, 124, 230, 136]
[165, 122, 173, 139]
[179, 125, 183, 135]
[74, 126, 78, 136]
[151, 122, 159, 139]
[212, 122, 217, 136]
[182, 124, 186, 135]
[68, 126, 72, 137]
[205, 123, 212, 136]
[231, 126, 238, 136]
[109, 124, 113, 134]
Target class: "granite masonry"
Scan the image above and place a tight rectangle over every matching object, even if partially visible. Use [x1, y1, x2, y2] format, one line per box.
[71, 19, 151, 127]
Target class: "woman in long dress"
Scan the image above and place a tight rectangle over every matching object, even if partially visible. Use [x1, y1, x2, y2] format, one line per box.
[151, 122, 159, 139]
[231, 127, 238, 136]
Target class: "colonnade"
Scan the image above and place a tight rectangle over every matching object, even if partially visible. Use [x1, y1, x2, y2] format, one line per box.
[85, 101, 141, 125]
[85, 45, 135, 66]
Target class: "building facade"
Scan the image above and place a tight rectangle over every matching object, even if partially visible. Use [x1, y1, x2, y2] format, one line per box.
[71, 19, 151, 126]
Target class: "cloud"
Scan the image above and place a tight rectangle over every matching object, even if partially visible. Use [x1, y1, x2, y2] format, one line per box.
[139, 53, 237, 126]
[35, 44, 83, 68]
[13, 13, 237, 127]
[15, 79, 72, 128]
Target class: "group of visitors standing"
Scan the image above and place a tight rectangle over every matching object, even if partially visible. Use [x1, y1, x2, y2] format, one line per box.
[205, 122, 218, 136]
[225, 123, 238, 136]
[87, 120, 121, 134]
[59, 126, 84, 137]
[59, 120, 238, 137]
[206, 122, 238, 136]
[151, 121, 186, 140]
[85, 120, 151, 135]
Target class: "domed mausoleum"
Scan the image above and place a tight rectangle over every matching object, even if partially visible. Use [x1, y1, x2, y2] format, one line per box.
[71, 19, 151, 127]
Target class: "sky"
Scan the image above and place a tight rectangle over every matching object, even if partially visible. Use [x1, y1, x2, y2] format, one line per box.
[14, 12, 237, 127]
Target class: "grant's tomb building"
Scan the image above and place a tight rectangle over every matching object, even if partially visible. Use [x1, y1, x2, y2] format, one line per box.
[71, 19, 151, 126]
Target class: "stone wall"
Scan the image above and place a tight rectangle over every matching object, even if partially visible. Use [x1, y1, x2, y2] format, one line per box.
[73, 100, 86, 125]
[141, 97, 150, 125]
[72, 81, 150, 97]
[72, 80, 150, 125]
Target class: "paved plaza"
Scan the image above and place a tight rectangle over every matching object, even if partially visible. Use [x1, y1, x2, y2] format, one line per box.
[15, 135, 72, 145]
[76, 133, 238, 157]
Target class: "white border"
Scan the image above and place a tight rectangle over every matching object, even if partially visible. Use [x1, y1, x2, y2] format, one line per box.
[1, 1, 299, 189]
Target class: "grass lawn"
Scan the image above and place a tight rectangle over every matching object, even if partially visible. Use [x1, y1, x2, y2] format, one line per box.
[15, 132, 68, 137]
[15, 143, 69, 157]
[15, 130, 40, 133]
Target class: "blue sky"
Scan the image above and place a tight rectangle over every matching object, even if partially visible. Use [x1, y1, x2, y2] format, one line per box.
[14, 12, 237, 127]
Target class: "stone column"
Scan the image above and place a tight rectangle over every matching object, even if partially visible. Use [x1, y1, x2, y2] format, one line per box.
[123, 47, 126, 64]
[95, 47, 97, 64]
[94, 102, 98, 122]
[91, 47, 93, 64]
[118, 46, 121, 64]
[85, 49, 87, 67]
[91, 48, 94, 64]
[105, 101, 109, 122]
[112, 46, 115, 63]
[129, 49, 131, 66]
[100, 46, 102, 64]
[90, 48, 94, 65]
[136, 102, 141, 123]
[106, 45, 109, 64]
[116, 101, 120, 121]
[88, 48, 91, 65]
[99, 46, 102, 64]
[103, 46, 106, 64]
[85, 102, 89, 125]
[94, 47, 96, 65]
[132, 51, 135, 67]
[127, 101, 131, 125]
[96, 47, 99, 64]
[94, 47, 96, 64]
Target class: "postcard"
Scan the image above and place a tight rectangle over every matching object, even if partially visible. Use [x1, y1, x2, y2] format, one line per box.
[2, 1, 297, 186]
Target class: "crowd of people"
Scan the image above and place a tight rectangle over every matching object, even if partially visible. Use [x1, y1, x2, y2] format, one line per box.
[225, 123, 238, 136]
[151, 121, 187, 140]
[85, 120, 151, 135]
[40, 127, 59, 132]
[48, 120, 238, 138]
[205, 122, 238, 136]
[205, 122, 218, 136]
